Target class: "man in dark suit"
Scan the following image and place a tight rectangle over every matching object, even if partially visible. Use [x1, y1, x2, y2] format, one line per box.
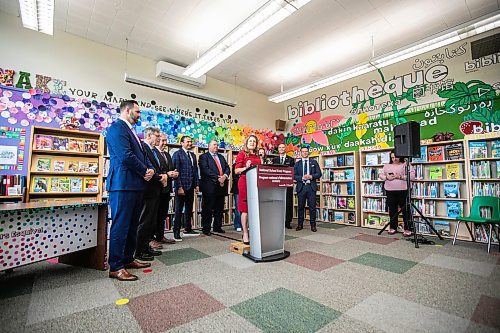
[172, 135, 199, 241]
[199, 139, 230, 235]
[153, 133, 178, 245]
[135, 127, 168, 261]
[106, 100, 155, 281]
[294, 146, 322, 232]
[272, 143, 295, 229]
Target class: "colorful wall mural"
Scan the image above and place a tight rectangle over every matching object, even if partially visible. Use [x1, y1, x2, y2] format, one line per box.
[284, 30, 500, 156]
[0, 85, 284, 176]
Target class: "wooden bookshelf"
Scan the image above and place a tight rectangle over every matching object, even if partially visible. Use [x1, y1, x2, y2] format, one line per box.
[26, 126, 104, 203]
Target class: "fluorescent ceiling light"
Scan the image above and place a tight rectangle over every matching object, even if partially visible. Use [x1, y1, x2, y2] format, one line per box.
[269, 11, 500, 103]
[19, 0, 54, 35]
[184, 0, 311, 78]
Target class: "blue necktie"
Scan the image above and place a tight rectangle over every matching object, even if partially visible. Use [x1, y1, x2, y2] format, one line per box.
[152, 148, 160, 165]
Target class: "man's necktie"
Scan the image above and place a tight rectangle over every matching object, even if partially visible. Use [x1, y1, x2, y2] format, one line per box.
[130, 127, 142, 148]
[281, 156, 285, 164]
[152, 148, 161, 165]
[213, 154, 223, 176]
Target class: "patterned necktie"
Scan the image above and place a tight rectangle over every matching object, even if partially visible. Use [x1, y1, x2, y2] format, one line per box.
[152, 148, 160, 165]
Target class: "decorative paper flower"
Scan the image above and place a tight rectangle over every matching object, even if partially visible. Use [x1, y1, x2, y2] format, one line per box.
[290, 112, 343, 146]
[356, 112, 368, 140]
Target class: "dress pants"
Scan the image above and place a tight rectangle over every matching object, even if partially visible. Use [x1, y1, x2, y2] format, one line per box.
[201, 192, 225, 232]
[233, 193, 242, 229]
[297, 184, 316, 226]
[173, 188, 194, 237]
[386, 189, 410, 230]
[154, 193, 172, 241]
[136, 195, 160, 255]
[108, 190, 144, 272]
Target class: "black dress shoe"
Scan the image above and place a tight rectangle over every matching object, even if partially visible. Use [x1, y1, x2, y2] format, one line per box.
[285, 225, 292, 229]
[202, 230, 211, 236]
[134, 253, 154, 261]
[296, 225, 303, 231]
[147, 248, 162, 256]
[213, 229, 225, 233]
[311, 225, 317, 232]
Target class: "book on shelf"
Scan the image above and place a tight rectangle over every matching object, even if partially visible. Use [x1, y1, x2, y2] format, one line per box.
[68, 161, 78, 172]
[415, 218, 431, 234]
[334, 211, 344, 223]
[380, 152, 390, 164]
[34, 134, 53, 150]
[445, 143, 463, 160]
[497, 161, 500, 179]
[337, 155, 345, 167]
[32, 177, 49, 192]
[333, 170, 345, 181]
[68, 139, 84, 152]
[446, 201, 463, 218]
[346, 212, 356, 224]
[434, 220, 450, 237]
[445, 163, 461, 179]
[346, 182, 355, 195]
[344, 169, 354, 180]
[413, 146, 428, 162]
[36, 158, 51, 171]
[84, 140, 99, 153]
[366, 215, 380, 226]
[443, 182, 460, 198]
[52, 137, 69, 151]
[0, 175, 26, 196]
[324, 158, 335, 168]
[322, 209, 329, 221]
[50, 177, 70, 192]
[469, 141, 487, 159]
[53, 160, 65, 172]
[345, 155, 354, 166]
[70, 177, 82, 192]
[429, 166, 443, 180]
[337, 197, 347, 209]
[471, 161, 491, 178]
[78, 162, 89, 172]
[365, 153, 379, 165]
[84, 178, 99, 192]
[428, 146, 444, 161]
[347, 197, 355, 209]
[492, 140, 500, 158]
[474, 224, 499, 243]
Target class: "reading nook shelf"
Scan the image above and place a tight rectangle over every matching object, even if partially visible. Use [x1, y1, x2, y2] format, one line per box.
[26, 126, 104, 203]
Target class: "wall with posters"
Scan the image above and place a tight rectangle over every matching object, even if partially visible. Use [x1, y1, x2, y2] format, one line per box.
[0, 11, 285, 175]
[283, 29, 500, 156]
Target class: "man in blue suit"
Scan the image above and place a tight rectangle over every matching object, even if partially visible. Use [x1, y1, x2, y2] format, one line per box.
[199, 139, 230, 235]
[294, 146, 322, 232]
[106, 100, 155, 281]
[172, 135, 199, 241]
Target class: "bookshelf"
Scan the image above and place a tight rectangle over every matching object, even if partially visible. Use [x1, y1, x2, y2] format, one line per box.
[464, 132, 500, 244]
[319, 152, 360, 226]
[26, 126, 104, 203]
[0, 175, 26, 202]
[360, 148, 392, 229]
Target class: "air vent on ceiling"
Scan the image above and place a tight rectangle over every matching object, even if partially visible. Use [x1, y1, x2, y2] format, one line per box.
[155, 61, 207, 87]
[471, 32, 500, 59]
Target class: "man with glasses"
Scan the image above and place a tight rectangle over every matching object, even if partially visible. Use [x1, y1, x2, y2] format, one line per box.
[172, 136, 199, 241]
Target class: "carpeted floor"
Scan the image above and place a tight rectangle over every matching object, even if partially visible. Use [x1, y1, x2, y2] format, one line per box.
[1, 223, 499, 333]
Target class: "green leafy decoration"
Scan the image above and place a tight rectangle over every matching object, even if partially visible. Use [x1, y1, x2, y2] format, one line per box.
[336, 117, 353, 144]
[438, 80, 495, 113]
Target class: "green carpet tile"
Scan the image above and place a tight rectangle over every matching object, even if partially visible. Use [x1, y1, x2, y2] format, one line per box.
[231, 287, 341, 333]
[349, 252, 417, 274]
[156, 248, 210, 266]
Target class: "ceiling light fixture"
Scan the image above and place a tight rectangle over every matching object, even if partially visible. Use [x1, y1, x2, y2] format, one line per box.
[269, 11, 500, 103]
[19, 0, 54, 35]
[183, 0, 311, 78]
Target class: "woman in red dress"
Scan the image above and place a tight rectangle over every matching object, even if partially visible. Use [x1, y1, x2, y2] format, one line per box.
[234, 135, 261, 244]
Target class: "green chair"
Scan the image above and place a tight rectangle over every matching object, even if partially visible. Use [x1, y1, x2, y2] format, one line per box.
[453, 196, 500, 253]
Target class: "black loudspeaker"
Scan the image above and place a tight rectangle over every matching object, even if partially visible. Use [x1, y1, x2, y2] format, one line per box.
[394, 121, 421, 157]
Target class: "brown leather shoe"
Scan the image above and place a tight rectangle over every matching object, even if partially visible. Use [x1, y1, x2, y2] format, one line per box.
[158, 237, 176, 244]
[311, 225, 317, 232]
[296, 225, 303, 231]
[149, 240, 163, 249]
[109, 269, 138, 281]
[124, 260, 151, 269]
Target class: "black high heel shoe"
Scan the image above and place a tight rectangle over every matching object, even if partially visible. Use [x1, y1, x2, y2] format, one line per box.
[242, 235, 250, 245]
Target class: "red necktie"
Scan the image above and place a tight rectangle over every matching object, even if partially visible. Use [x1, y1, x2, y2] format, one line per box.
[213, 154, 223, 176]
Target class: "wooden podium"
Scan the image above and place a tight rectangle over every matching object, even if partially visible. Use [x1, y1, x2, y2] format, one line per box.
[243, 164, 293, 262]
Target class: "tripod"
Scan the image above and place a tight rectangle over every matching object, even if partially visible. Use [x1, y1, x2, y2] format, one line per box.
[377, 157, 443, 248]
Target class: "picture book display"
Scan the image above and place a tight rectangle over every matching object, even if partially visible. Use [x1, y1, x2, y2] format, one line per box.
[428, 146, 444, 161]
[53, 160, 65, 172]
[445, 163, 461, 179]
[469, 141, 487, 159]
[446, 201, 463, 218]
[35, 158, 51, 171]
[443, 182, 460, 198]
[445, 143, 463, 160]
[434, 220, 450, 237]
[492, 140, 500, 158]
[429, 166, 443, 180]
[33, 134, 98, 153]
[32, 177, 49, 192]
[84, 178, 99, 192]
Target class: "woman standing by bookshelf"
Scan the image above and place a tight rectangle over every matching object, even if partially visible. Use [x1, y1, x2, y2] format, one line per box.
[234, 135, 261, 244]
[379, 149, 415, 236]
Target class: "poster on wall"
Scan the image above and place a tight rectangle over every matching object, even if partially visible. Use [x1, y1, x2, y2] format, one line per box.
[0, 145, 17, 165]
[0, 127, 25, 170]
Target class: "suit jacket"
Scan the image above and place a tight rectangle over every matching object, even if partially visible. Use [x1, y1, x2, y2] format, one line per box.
[294, 158, 322, 193]
[199, 152, 230, 195]
[158, 150, 175, 194]
[105, 119, 150, 192]
[172, 148, 199, 191]
[272, 155, 296, 168]
[142, 142, 163, 198]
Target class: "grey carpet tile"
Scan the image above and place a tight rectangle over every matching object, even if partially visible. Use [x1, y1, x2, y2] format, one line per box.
[0, 293, 32, 332]
[317, 314, 386, 333]
[25, 301, 142, 333]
